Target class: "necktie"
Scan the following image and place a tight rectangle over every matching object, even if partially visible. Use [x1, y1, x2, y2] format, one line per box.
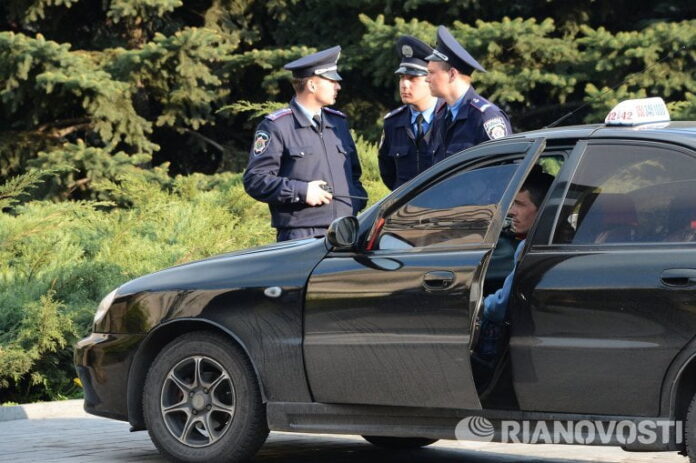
[445, 110, 453, 129]
[415, 113, 425, 142]
[312, 114, 322, 132]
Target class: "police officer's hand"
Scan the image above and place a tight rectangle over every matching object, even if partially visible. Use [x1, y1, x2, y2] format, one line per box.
[306, 180, 332, 206]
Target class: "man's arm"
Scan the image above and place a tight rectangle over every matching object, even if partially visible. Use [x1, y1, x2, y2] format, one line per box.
[347, 133, 368, 212]
[243, 120, 309, 205]
[377, 129, 396, 190]
[480, 107, 513, 142]
[483, 239, 525, 322]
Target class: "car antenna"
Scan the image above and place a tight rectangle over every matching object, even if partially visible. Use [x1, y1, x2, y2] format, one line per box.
[544, 45, 686, 129]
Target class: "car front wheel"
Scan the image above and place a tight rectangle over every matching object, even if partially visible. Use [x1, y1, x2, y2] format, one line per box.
[362, 435, 438, 449]
[687, 392, 696, 463]
[143, 332, 268, 462]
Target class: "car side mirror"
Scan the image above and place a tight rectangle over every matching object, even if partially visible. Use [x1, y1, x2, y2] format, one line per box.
[326, 216, 359, 250]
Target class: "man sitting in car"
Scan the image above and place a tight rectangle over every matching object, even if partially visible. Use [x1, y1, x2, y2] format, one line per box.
[477, 166, 554, 359]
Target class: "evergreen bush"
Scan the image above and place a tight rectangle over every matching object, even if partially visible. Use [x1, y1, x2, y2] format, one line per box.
[1, 0, 693, 403]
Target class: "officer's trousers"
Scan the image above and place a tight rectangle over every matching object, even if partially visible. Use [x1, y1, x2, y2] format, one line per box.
[276, 227, 327, 242]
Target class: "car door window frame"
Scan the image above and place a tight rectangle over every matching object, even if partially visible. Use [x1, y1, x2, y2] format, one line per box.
[373, 163, 520, 252]
[543, 139, 696, 248]
[360, 144, 548, 255]
[347, 141, 541, 252]
[529, 140, 588, 248]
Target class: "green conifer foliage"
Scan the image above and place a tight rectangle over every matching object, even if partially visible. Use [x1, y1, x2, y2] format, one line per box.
[0, 0, 694, 403]
[0, 31, 156, 178]
[579, 20, 696, 122]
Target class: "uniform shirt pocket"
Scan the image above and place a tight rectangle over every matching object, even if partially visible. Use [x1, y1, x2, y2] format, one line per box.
[388, 145, 411, 158]
[287, 146, 312, 158]
[335, 142, 349, 156]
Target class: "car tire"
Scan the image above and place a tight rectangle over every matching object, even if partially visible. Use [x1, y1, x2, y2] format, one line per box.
[143, 331, 268, 463]
[687, 392, 696, 462]
[362, 435, 438, 449]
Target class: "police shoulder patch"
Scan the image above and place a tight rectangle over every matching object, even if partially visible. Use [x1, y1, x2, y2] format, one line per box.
[253, 130, 271, 156]
[383, 105, 407, 120]
[324, 107, 346, 118]
[483, 117, 508, 140]
[265, 108, 292, 121]
[470, 97, 493, 113]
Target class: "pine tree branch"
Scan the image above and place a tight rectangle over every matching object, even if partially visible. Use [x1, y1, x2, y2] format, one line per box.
[180, 128, 227, 154]
[35, 118, 92, 139]
[62, 177, 92, 200]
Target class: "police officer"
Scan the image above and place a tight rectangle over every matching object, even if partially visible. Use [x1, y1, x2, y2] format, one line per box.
[243, 46, 368, 242]
[378, 36, 445, 190]
[425, 26, 512, 163]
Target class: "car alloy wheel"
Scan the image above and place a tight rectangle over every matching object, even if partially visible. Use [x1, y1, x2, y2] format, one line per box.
[144, 332, 268, 462]
[160, 355, 235, 447]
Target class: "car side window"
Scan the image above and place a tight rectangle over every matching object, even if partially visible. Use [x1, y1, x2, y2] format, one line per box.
[552, 143, 696, 244]
[376, 164, 518, 250]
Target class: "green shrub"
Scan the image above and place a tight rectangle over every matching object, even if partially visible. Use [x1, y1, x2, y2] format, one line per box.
[0, 154, 388, 402]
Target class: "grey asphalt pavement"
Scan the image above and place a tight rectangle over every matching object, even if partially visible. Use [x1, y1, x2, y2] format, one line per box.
[0, 401, 688, 463]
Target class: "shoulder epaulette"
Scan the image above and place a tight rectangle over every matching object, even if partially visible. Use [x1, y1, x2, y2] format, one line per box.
[470, 97, 493, 113]
[265, 108, 292, 121]
[383, 105, 408, 120]
[324, 107, 346, 118]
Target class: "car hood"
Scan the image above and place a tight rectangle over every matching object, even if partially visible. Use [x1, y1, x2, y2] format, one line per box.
[117, 237, 328, 296]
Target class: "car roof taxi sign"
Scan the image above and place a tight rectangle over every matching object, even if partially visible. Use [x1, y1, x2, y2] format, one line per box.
[605, 97, 670, 126]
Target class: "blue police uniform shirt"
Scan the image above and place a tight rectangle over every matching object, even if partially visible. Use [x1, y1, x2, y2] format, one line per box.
[294, 100, 320, 128]
[433, 86, 512, 163]
[378, 100, 444, 190]
[243, 98, 368, 230]
[447, 92, 466, 121]
[483, 239, 525, 322]
[410, 104, 435, 136]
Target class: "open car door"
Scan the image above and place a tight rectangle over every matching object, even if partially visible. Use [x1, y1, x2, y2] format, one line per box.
[303, 138, 547, 409]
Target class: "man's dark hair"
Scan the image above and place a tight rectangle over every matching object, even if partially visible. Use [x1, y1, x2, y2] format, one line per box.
[520, 165, 554, 208]
[291, 76, 312, 94]
[438, 61, 453, 72]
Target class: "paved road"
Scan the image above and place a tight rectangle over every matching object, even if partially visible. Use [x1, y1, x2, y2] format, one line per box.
[0, 410, 689, 463]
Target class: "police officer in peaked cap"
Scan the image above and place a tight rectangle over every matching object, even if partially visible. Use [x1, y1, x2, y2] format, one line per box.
[243, 46, 368, 242]
[378, 36, 445, 191]
[425, 25, 512, 163]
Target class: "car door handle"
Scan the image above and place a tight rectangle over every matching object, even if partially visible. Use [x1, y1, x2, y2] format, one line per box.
[422, 271, 455, 291]
[661, 269, 696, 287]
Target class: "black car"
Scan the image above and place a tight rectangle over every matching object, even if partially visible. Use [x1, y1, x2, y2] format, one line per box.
[75, 99, 696, 462]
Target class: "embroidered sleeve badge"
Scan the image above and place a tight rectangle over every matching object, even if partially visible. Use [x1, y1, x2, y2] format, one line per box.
[483, 117, 508, 140]
[253, 131, 271, 156]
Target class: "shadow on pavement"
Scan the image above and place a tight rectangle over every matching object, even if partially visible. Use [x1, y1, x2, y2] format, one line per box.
[254, 434, 597, 463]
[2, 417, 682, 463]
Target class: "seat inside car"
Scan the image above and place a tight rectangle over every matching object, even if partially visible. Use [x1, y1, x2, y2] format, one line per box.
[665, 194, 696, 242]
[573, 193, 639, 244]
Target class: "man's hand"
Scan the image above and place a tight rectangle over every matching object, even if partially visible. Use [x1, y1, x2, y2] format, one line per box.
[306, 180, 332, 206]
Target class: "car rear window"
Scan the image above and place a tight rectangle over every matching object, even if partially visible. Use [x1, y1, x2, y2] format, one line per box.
[553, 143, 696, 244]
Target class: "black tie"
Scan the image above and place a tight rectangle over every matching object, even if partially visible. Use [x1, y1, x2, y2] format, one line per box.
[313, 114, 322, 132]
[444, 110, 453, 129]
[415, 113, 425, 142]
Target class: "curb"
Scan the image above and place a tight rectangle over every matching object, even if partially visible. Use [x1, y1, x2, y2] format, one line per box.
[0, 399, 87, 422]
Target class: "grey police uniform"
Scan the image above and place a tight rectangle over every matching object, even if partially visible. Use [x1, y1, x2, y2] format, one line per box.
[243, 99, 367, 240]
[378, 35, 443, 190]
[426, 25, 512, 163]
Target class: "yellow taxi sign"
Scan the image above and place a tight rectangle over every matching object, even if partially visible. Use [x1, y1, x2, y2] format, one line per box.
[605, 97, 670, 126]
